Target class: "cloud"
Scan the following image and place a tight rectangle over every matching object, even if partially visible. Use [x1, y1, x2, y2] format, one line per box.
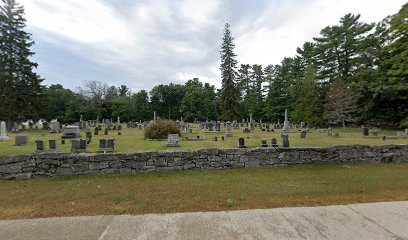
[19, 0, 406, 91]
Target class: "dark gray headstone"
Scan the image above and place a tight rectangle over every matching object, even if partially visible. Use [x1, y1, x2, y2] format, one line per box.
[104, 127, 108, 135]
[15, 136, 29, 146]
[282, 134, 290, 147]
[99, 139, 107, 149]
[35, 140, 45, 151]
[238, 137, 245, 148]
[363, 127, 369, 136]
[94, 127, 99, 135]
[261, 140, 268, 148]
[86, 131, 92, 143]
[49, 139, 57, 150]
[271, 138, 278, 147]
[300, 131, 307, 138]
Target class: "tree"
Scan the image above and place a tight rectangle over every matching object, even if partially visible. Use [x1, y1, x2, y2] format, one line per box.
[0, 0, 44, 122]
[219, 23, 241, 120]
[292, 65, 323, 125]
[324, 79, 358, 130]
[380, 3, 408, 127]
[150, 83, 185, 120]
[314, 14, 374, 83]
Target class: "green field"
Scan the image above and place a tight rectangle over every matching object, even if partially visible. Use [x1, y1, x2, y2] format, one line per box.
[0, 125, 407, 156]
[1, 163, 408, 220]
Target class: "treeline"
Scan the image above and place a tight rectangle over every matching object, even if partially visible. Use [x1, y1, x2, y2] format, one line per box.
[0, 0, 407, 127]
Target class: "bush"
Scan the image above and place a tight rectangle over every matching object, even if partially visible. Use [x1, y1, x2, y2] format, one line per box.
[144, 119, 180, 140]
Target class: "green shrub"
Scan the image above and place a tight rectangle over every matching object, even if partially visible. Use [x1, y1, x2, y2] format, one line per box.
[144, 119, 180, 140]
[226, 198, 234, 208]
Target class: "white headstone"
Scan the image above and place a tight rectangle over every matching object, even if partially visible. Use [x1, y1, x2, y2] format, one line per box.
[0, 121, 9, 141]
[282, 109, 291, 131]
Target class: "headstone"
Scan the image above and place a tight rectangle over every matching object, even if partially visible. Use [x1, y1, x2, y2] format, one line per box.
[215, 123, 221, 132]
[208, 123, 214, 131]
[261, 140, 268, 148]
[225, 121, 233, 137]
[282, 109, 291, 131]
[50, 119, 61, 133]
[94, 127, 99, 135]
[62, 125, 81, 139]
[71, 139, 87, 152]
[118, 132, 122, 135]
[328, 127, 333, 136]
[166, 134, 180, 147]
[61, 139, 65, 145]
[300, 131, 307, 138]
[107, 139, 115, 151]
[238, 137, 246, 148]
[35, 140, 45, 152]
[86, 131, 92, 143]
[99, 139, 107, 149]
[49, 139, 57, 151]
[104, 127, 109, 135]
[213, 136, 218, 141]
[15, 136, 29, 146]
[300, 122, 306, 128]
[243, 128, 251, 133]
[271, 138, 278, 147]
[221, 136, 225, 141]
[0, 121, 9, 142]
[282, 134, 290, 147]
[363, 127, 369, 137]
[370, 128, 379, 136]
[175, 120, 181, 129]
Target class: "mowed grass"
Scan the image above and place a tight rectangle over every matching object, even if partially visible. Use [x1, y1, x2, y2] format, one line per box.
[1, 163, 408, 220]
[0, 125, 407, 156]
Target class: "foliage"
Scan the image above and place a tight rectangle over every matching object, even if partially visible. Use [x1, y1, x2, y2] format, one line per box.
[0, 0, 44, 122]
[144, 119, 180, 140]
[226, 198, 234, 208]
[219, 23, 241, 120]
[292, 65, 323, 126]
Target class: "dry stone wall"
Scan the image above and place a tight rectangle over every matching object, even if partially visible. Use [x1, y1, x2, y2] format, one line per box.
[1, 145, 407, 180]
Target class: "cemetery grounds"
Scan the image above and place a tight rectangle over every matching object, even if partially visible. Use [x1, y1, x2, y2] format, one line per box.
[0, 125, 408, 220]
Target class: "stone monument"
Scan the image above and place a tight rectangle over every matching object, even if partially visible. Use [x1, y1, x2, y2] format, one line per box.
[225, 121, 233, 137]
[282, 109, 291, 131]
[0, 121, 9, 142]
[166, 134, 180, 147]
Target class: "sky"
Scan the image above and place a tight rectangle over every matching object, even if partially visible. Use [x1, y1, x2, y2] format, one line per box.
[19, 0, 406, 92]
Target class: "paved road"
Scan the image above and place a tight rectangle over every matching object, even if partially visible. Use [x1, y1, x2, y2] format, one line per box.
[1, 201, 408, 240]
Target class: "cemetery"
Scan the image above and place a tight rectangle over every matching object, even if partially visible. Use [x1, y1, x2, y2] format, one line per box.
[0, 0, 408, 230]
[0, 118, 407, 156]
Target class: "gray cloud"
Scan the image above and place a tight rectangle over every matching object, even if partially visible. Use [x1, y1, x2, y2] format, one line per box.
[21, 0, 405, 92]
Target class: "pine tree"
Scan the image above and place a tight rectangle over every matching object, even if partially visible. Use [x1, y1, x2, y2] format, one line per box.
[219, 23, 240, 120]
[0, 0, 43, 122]
[292, 65, 323, 125]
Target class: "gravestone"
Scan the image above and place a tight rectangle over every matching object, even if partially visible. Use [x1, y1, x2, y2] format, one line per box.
[243, 128, 251, 133]
[71, 139, 87, 152]
[15, 136, 29, 146]
[49, 140, 57, 151]
[370, 128, 379, 136]
[98, 124, 102, 131]
[61, 139, 65, 145]
[238, 137, 246, 148]
[215, 123, 221, 132]
[107, 139, 115, 152]
[213, 136, 218, 141]
[35, 140, 45, 152]
[94, 127, 99, 135]
[62, 126, 81, 139]
[86, 131, 92, 144]
[225, 121, 233, 137]
[282, 134, 290, 147]
[0, 121, 9, 142]
[300, 122, 306, 128]
[166, 134, 180, 147]
[221, 136, 225, 141]
[99, 139, 107, 149]
[282, 109, 291, 131]
[50, 120, 61, 133]
[328, 127, 333, 136]
[175, 120, 181, 129]
[261, 140, 268, 148]
[208, 123, 214, 131]
[300, 131, 307, 138]
[104, 127, 109, 135]
[271, 138, 278, 147]
[363, 127, 369, 137]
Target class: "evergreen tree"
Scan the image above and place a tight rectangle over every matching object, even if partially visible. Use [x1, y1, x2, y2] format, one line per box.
[292, 65, 323, 125]
[219, 23, 240, 120]
[314, 14, 374, 83]
[0, 0, 43, 122]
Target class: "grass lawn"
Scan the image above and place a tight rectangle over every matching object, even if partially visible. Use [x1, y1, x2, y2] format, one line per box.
[0, 125, 407, 156]
[1, 163, 408, 220]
